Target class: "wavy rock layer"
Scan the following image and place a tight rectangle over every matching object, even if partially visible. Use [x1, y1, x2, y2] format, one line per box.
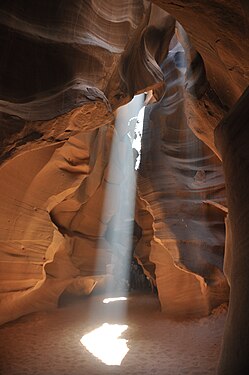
[150, 1, 249, 370]
[0, 1, 176, 164]
[136, 54, 228, 317]
[0, 126, 113, 323]
[153, 0, 249, 107]
[0, 0, 248, 373]
[0, 0, 242, 333]
[0, 1, 178, 324]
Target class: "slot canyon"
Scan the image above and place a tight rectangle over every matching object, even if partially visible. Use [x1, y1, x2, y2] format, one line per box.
[0, 1, 248, 374]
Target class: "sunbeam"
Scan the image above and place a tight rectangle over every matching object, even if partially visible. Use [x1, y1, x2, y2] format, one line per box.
[94, 93, 145, 298]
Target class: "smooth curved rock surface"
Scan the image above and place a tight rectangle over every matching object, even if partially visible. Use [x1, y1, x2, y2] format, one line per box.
[136, 54, 228, 317]
[215, 87, 249, 375]
[0, 127, 114, 324]
[0, 7, 247, 375]
[153, 0, 249, 107]
[0, 1, 176, 164]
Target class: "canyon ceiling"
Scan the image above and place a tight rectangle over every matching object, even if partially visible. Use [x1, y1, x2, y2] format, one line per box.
[0, 1, 248, 374]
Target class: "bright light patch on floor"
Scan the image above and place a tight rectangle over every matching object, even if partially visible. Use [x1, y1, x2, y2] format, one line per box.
[103, 297, 127, 304]
[80, 323, 129, 366]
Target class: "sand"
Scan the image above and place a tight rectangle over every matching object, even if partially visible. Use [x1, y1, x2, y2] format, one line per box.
[0, 292, 227, 375]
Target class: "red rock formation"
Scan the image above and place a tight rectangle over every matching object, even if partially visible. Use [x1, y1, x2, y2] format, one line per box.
[0, 0, 249, 371]
[0, 1, 175, 162]
[152, 0, 249, 106]
[136, 54, 228, 318]
[150, 2, 249, 369]
[0, 2, 177, 324]
[215, 87, 249, 375]
[0, 127, 112, 323]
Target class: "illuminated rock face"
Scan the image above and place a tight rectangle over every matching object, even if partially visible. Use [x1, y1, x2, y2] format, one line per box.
[0, 127, 113, 323]
[0, 0, 176, 325]
[0, 0, 175, 163]
[153, 0, 249, 107]
[0, 1, 249, 371]
[136, 55, 228, 318]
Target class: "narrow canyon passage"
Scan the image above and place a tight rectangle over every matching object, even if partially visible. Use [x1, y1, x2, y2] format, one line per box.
[0, 292, 227, 375]
[1, 1, 249, 373]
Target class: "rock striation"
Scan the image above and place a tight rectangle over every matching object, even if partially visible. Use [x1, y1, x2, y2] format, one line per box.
[0, 1, 176, 324]
[136, 52, 228, 318]
[0, 1, 249, 372]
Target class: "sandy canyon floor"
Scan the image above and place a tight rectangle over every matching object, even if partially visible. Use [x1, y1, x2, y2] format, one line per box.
[0, 292, 227, 375]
